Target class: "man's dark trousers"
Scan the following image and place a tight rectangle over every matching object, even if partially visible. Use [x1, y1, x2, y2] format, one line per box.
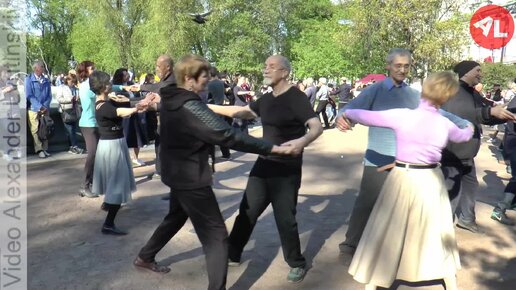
[315, 100, 330, 127]
[441, 159, 479, 223]
[138, 187, 228, 290]
[228, 158, 306, 268]
[343, 166, 390, 247]
[154, 133, 161, 174]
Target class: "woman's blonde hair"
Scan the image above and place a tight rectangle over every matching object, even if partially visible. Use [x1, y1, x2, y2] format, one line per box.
[174, 54, 210, 87]
[421, 71, 459, 106]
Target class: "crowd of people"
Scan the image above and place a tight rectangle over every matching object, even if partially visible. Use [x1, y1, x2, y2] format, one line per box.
[9, 47, 516, 290]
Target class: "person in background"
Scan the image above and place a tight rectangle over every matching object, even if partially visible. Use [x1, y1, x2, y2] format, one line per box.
[138, 55, 176, 180]
[113, 68, 148, 167]
[490, 94, 516, 226]
[303, 77, 317, 108]
[56, 74, 84, 154]
[315, 77, 331, 128]
[142, 74, 159, 155]
[207, 66, 231, 159]
[331, 77, 353, 110]
[25, 60, 52, 158]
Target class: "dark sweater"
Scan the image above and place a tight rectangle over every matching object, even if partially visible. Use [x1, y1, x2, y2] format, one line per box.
[441, 81, 504, 162]
[159, 86, 273, 190]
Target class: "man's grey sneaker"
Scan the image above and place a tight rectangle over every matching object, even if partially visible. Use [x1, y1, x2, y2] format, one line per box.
[456, 219, 484, 234]
[338, 242, 356, 255]
[287, 266, 307, 283]
[228, 258, 241, 267]
[38, 151, 47, 158]
[491, 207, 515, 225]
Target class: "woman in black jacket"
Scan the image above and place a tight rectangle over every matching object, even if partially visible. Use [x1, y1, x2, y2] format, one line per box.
[133, 55, 292, 290]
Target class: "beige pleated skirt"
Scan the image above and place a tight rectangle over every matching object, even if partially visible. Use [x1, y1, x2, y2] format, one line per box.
[348, 166, 460, 288]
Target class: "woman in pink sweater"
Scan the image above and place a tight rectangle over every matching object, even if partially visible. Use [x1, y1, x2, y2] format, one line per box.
[344, 71, 473, 290]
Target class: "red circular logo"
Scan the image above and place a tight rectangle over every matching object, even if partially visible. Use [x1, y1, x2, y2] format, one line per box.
[469, 4, 514, 49]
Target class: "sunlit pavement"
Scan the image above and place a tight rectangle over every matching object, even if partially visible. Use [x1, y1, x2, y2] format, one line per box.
[27, 125, 515, 290]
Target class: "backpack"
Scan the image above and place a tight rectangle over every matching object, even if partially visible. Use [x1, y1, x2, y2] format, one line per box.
[37, 114, 55, 141]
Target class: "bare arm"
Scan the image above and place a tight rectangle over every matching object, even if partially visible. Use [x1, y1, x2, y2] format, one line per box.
[116, 107, 137, 117]
[281, 117, 323, 155]
[207, 104, 257, 119]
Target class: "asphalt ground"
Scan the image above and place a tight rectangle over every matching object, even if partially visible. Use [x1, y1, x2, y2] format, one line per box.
[26, 125, 515, 290]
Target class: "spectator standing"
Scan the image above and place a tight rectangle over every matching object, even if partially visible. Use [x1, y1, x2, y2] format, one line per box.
[56, 74, 84, 154]
[25, 60, 52, 158]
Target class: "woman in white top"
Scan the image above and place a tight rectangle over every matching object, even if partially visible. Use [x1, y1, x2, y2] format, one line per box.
[56, 74, 84, 154]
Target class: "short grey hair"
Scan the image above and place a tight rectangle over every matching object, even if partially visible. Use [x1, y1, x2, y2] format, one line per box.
[32, 60, 45, 69]
[275, 55, 292, 74]
[385, 48, 412, 64]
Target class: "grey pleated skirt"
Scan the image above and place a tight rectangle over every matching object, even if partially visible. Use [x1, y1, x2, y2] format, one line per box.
[92, 138, 136, 204]
[349, 166, 460, 288]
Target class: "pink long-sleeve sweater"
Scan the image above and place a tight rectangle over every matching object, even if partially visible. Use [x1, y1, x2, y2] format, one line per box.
[345, 99, 473, 164]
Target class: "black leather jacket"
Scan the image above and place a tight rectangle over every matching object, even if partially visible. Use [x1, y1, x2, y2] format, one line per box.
[160, 85, 273, 190]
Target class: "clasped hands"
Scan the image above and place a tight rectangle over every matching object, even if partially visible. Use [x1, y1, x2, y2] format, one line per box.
[271, 137, 306, 156]
[336, 113, 353, 132]
[122, 84, 141, 92]
[137, 92, 160, 111]
[134, 92, 160, 112]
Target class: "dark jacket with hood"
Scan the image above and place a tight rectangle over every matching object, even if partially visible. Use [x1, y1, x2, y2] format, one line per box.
[159, 85, 273, 190]
[441, 80, 504, 163]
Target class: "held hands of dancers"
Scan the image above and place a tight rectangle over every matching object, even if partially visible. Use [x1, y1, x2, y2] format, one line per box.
[490, 105, 516, 121]
[137, 92, 160, 110]
[271, 144, 301, 156]
[135, 101, 149, 113]
[122, 84, 141, 92]
[336, 113, 353, 132]
[278, 136, 307, 156]
[109, 93, 130, 103]
[144, 92, 160, 104]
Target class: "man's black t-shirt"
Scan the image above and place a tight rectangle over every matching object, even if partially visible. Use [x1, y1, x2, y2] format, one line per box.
[249, 86, 316, 164]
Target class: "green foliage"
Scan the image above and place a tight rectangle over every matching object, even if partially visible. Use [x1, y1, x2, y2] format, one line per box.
[344, 0, 470, 79]
[481, 63, 516, 90]
[27, 0, 75, 73]
[27, 0, 473, 81]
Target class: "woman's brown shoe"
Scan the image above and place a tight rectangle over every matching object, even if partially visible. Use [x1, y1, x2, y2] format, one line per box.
[133, 257, 171, 273]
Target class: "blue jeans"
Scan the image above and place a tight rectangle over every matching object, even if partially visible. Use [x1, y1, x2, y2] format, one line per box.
[64, 121, 78, 147]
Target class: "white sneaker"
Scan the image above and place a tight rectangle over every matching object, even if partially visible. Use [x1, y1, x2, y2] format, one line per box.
[38, 151, 47, 158]
[43, 150, 51, 157]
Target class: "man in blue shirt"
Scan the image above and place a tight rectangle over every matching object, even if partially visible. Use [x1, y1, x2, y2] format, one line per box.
[335, 48, 468, 254]
[25, 61, 52, 158]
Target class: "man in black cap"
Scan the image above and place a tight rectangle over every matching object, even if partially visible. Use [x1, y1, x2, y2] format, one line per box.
[440, 60, 516, 233]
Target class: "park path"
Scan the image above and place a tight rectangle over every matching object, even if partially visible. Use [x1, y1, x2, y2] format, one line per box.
[27, 125, 515, 290]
